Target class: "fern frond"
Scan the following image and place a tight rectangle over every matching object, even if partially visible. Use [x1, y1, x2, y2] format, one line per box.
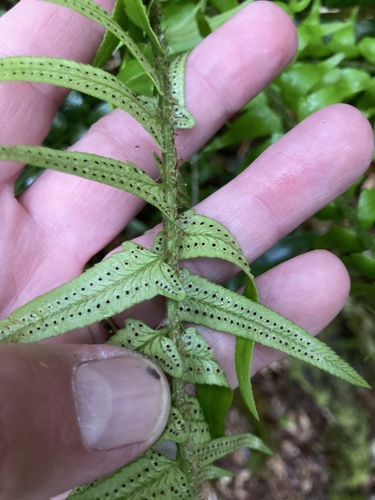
[108, 319, 183, 377]
[168, 53, 195, 128]
[0, 57, 165, 150]
[197, 465, 234, 483]
[179, 270, 370, 388]
[123, 0, 162, 52]
[0, 145, 172, 218]
[43, 0, 162, 93]
[68, 449, 193, 499]
[180, 327, 229, 386]
[93, 0, 127, 67]
[0, 243, 185, 343]
[156, 406, 189, 444]
[196, 433, 272, 466]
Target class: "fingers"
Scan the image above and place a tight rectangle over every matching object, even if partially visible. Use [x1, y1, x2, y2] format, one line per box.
[15, 103, 373, 325]
[1, 1, 298, 316]
[0, 343, 170, 499]
[203, 250, 351, 387]
[19, 1, 298, 264]
[0, 0, 115, 185]
[178, 0, 298, 157]
[131, 104, 373, 287]
[189, 103, 374, 282]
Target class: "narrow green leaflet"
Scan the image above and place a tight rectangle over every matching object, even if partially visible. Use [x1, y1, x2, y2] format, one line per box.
[197, 465, 234, 483]
[0, 243, 185, 343]
[235, 275, 260, 421]
[123, 0, 162, 51]
[68, 450, 192, 499]
[161, 0, 204, 55]
[108, 319, 183, 377]
[180, 327, 229, 386]
[156, 406, 189, 444]
[196, 433, 272, 467]
[154, 210, 257, 291]
[178, 270, 370, 388]
[235, 337, 259, 419]
[168, 53, 195, 129]
[289, 0, 312, 14]
[178, 210, 256, 286]
[0, 57, 164, 150]
[43, 0, 162, 92]
[342, 253, 375, 279]
[0, 145, 172, 219]
[196, 7, 212, 38]
[93, 0, 127, 68]
[358, 188, 375, 230]
[196, 384, 233, 438]
[178, 210, 260, 416]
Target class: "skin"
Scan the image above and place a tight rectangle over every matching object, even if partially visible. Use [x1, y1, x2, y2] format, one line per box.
[0, 0, 373, 498]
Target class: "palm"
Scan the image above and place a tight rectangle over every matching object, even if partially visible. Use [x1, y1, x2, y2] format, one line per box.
[0, 0, 372, 384]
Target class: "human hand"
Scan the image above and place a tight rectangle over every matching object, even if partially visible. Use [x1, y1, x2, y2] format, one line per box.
[0, 1, 373, 499]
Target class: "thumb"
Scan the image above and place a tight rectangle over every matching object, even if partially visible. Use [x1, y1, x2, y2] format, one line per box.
[0, 344, 170, 500]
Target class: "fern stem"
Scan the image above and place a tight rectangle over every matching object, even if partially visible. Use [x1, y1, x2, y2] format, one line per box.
[152, 1, 200, 494]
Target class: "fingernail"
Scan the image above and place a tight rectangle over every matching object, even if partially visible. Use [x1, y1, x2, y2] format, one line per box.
[74, 356, 170, 450]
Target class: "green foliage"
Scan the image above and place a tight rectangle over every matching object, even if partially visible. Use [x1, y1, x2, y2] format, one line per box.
[196, 384, 233, 438]
[0, 242, 185, 343]
[178, 270, 368, 387]
[0, 0, 373, 497]
[109, 319, 184, 377]
[123, 0, 162, 51]
[358, 189, 375, 230]
[93, 0, 127, 67]
[45, 0, 162, 91]
[168, 53, 196, 128]
[0, 145, 172, 218]
[0, 56, 165, 149]
[69, 449, 194, 499]
[235, 336, 259, 420]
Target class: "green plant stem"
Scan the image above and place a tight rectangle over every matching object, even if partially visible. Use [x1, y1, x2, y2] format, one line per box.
[153, 1, 199, 494]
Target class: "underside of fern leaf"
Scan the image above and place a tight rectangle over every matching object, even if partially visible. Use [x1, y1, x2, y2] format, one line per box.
[0, 242, 185, 343]
[68, 449, 194, 499]
[0, 145, 172, 218]
[0, 56, 165, 150]
[178, 270, 369, 388]
[0, 0, 369, 498]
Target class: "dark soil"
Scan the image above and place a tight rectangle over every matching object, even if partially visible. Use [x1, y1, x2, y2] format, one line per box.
[201, 359, 375, 500]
